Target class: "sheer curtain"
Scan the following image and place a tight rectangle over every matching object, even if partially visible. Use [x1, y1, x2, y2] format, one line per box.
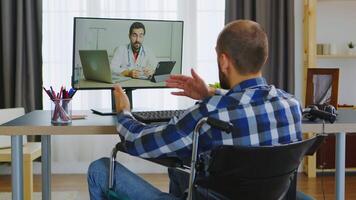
[43, 0, 225, 173]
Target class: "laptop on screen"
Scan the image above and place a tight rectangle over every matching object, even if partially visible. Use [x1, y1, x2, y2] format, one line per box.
[79, 50, 131, 84]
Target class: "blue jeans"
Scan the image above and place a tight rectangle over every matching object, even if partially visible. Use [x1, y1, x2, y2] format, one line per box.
[87, 157, 182, 200]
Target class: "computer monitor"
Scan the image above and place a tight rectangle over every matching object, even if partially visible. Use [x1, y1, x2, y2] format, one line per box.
[72, 17, 183, 89]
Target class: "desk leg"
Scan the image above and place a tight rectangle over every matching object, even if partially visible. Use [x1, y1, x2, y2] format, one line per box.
[335, 132, 346, 200]
[11, 135, 23, 200]
[41, 135, 51, 200]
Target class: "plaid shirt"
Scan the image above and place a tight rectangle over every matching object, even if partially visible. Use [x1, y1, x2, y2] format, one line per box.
[116, 77, 302, 158]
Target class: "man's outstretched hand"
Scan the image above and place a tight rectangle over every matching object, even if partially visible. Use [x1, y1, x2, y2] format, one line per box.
[166, 69, 214, 100]
[113, 84, 131, 112]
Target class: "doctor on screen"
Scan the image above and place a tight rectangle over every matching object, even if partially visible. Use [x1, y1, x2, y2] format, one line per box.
[111, 22, 157, 79]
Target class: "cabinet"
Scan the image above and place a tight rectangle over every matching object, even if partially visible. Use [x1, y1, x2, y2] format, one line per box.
[303, 0, 356, 177]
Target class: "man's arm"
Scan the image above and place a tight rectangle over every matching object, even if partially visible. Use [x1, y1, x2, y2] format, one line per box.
[165, 68, 227, 100]
[116, 103, 208, 158]
[113, 84, 208, 158]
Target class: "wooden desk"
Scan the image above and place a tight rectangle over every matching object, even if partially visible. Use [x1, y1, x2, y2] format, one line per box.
[1, 110, 355, 200]
[0, 110, 116, 200]
[302, 110, 356, 200]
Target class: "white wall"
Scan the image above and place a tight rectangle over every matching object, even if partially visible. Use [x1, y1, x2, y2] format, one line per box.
[294, 0, 304, 102]
[294, 0, 356, 106]
[316, 1, 356, 105]
[294, 1, 304, 172]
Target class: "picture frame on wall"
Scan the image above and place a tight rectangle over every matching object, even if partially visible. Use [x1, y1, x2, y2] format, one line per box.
[305, 68, 339, 108]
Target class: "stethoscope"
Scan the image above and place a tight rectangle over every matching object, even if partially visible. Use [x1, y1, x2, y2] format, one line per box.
[127, 44, 146, 68]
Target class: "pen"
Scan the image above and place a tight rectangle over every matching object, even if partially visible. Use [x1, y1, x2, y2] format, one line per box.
[43, 87, 53, 99]
[70, 89, 77, 98]
[68, 88, 73, 96]
[59, 86, 63, 99]
[63, 90, 67, 99]
[50, 86, 56, 100]
[63, 87, 67, 99]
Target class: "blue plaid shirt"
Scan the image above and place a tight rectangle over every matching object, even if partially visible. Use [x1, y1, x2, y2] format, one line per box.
[117, 77, 302, 158]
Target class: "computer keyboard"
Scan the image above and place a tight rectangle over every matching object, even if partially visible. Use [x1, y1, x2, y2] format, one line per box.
[132, 109, 186, 123]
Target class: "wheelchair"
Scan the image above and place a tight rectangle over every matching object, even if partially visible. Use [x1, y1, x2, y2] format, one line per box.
[106, 117, 325, 200]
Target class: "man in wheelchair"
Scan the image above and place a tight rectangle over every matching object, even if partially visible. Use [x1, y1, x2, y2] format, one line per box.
[87, 20, 302, 200]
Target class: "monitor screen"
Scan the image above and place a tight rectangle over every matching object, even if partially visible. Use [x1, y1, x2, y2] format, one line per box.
[72, 17, 183, 89]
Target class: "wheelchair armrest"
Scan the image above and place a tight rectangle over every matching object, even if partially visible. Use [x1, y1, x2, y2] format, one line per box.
[305, 134, 326, 156]
[145, 157, 186, 168]
[115, 142, 127, 152]
[114, 142, 187, 168]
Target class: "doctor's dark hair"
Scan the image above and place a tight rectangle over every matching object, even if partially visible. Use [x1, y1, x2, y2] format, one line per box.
[129, 22, 146, 35]
[216, 20, 268, 75]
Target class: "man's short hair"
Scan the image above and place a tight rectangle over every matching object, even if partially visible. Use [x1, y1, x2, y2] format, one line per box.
[129, 22, 146, 35]
[216, 20, 268, 75]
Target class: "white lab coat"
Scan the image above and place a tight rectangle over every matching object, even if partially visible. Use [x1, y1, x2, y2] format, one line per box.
[110, 44, 157, 75]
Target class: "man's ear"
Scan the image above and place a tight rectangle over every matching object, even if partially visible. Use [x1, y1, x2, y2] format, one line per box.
[219, 53, 230, 74]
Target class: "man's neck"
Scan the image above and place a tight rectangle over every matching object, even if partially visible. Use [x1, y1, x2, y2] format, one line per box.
[229, 72, 262, 89]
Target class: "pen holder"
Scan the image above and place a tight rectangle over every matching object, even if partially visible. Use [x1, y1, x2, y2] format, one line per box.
[51, 98, 72, 124]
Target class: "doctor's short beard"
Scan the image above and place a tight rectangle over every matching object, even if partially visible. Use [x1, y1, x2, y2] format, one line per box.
[132, 42, 141, 52]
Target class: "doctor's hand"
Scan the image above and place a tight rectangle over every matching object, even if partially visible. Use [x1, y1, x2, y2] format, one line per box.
[113, 84, 131, 112]
[143, 67, 154, 77]
[129, 70, 140, 78]
[166, 69, 214, 100]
